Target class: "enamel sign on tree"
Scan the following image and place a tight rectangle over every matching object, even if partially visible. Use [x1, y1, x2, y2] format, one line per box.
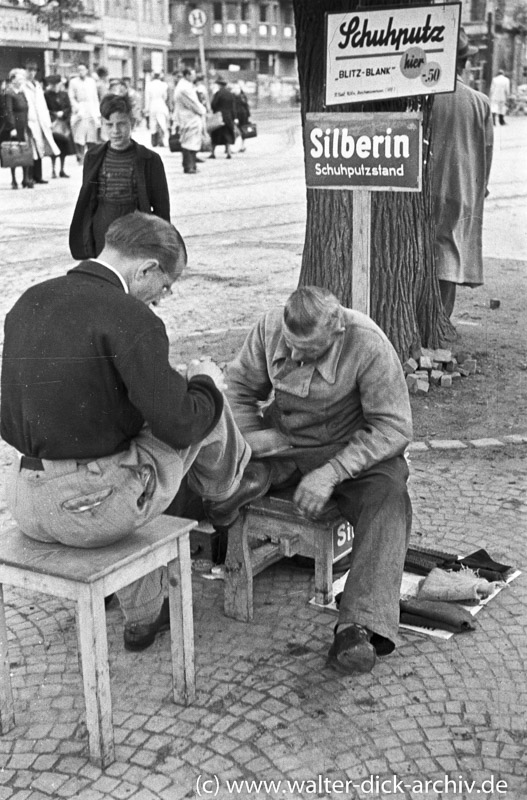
[325, 3, 461, 106]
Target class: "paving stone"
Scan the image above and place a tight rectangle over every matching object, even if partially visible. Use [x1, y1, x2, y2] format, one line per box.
[428, 439, 467, 450]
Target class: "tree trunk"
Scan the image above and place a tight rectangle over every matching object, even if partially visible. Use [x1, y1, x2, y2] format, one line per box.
[293, 0, 454, 359]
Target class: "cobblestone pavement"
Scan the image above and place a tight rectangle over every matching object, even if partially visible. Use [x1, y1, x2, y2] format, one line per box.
[0, 115, 526, 800]
[0, 442, 525, 800]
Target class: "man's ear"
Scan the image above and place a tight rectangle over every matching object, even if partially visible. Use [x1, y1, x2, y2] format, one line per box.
[136, 258, 159, 280]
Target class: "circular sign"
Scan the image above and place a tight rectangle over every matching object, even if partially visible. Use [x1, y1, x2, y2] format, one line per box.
[188, 8, 207, 28]
[400, 47, 427, 80]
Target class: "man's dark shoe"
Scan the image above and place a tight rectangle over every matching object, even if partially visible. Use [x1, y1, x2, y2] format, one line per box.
[123, 598, 170, 652]
[327, 623, 376, 675]
[203, 462, 272, 527]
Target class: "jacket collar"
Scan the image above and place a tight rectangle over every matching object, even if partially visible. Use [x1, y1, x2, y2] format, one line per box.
[272, 328, 345, 385]
[99, 139, 153, 159]
[68, 260, 127, 291]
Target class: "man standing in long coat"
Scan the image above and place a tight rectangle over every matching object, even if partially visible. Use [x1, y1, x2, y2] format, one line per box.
[431, 28, 494, 317]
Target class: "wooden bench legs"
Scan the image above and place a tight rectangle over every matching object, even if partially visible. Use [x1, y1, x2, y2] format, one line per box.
[0, 584, 15, 734]
[0, 523, 196, 767]
[224, 514, 254, 622]
[223, 493, 354, 623]
[167, 541, 195, 706]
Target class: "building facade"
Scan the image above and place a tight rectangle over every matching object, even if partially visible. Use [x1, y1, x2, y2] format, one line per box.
[0, 0, 171, 84]
[168, 0, 297, 101]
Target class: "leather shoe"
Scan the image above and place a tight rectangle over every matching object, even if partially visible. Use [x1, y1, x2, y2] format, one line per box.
[204, 462, 272, 527]
[123, 598, 169, 651]
[327, 624, 376, 675]
[34, 179, 48, 184]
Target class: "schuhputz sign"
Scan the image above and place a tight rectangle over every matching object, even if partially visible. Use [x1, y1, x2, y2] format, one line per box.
[325, 3, 461, 105]
[304, 112, 422, 192]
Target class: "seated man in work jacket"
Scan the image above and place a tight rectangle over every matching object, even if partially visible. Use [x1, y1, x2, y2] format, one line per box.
[225, 286, 413, 675]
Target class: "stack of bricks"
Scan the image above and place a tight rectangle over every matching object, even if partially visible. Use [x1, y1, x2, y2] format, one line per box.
[403, 348, 477, 395]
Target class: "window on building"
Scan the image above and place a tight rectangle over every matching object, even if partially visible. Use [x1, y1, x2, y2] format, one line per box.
[470, 0, 486, 20]
[241, 2, 250, 22]
[259, 4, 268, 23]
[282, 3, 293, 25]
[213, 2, 223, 22]
[226, 2, 238, 21]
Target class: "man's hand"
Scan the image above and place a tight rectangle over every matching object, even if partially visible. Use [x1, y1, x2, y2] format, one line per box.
[294, 463, 340, 518]
[186, 357, 227, 392]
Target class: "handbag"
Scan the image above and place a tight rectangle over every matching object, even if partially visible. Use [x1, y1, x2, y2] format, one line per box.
[0, 140, 33, 169]
[240, 121, 257, 139]
[200, 130, 212, 153]
[206, 112, 224, 133]
[169, 129, 182, 152]
[51, 118, 69, 138]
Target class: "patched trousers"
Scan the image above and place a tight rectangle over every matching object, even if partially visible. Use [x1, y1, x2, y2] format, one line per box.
[5, 402, 250, 624]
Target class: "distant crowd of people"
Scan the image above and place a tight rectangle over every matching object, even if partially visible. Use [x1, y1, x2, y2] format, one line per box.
[0, 62, 252, 185]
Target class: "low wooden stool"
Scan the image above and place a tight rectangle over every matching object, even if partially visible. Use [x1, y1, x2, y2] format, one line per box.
[0, 515, 197, 767]
[224, 488, 353, 621]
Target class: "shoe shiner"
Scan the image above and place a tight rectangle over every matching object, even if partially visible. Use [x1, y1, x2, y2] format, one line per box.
[225, 286, 413, 674]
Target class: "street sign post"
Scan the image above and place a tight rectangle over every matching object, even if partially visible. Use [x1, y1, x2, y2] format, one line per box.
[188, 9, 207, 88]
[188, 8, 207, 28]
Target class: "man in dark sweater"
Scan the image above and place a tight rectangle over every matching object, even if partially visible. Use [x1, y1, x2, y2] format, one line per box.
[1, 212, 270, 651]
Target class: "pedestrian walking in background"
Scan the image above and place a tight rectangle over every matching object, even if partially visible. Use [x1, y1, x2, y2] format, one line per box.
[210, 77, 236, 159]
[95, 66, 109, 102]
[430, 28, 493, 318]
[23, 61, 59, 184]
[122, 77, 142, 128]
[44, 74, 74, 179]
[489, 69, 511, 125]
[232, 81, 251, 153]
[194, 73, 210, 111]
[3, 68, 32, 189]
[144, 73, 169, 147]
[68, 63, 100, 163]
[173, 67, 206, 174]
[69, 93, 170, 260]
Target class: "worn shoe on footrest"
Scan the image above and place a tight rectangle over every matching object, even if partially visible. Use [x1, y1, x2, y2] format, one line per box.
[327, 623, 376, 675]
[124, 598, 170, 652]
[203, 462, 272, 527]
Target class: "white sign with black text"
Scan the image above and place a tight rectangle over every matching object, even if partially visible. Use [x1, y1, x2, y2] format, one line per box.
[325, 3, 461, 106]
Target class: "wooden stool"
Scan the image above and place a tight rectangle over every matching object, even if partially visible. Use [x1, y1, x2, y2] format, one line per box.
[224, 488, 353, 621]
[0, 515, 197, 767]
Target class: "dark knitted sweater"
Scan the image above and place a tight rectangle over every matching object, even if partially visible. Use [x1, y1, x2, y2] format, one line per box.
[1, 261, 223, 460]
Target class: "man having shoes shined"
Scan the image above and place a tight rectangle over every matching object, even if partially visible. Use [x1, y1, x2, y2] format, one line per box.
[1, 212, 270, 652]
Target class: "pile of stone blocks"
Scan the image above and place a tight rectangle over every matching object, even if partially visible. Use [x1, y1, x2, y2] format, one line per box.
[404, 348, 477, 395]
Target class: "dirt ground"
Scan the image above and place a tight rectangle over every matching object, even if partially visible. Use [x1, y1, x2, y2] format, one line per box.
[171, 253, 526, 444]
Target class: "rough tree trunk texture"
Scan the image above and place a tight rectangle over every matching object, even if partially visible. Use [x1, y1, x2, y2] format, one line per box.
[293, 0, 454, 359]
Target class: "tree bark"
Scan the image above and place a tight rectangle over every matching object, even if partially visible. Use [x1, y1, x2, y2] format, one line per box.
[293, 0, 454, 359]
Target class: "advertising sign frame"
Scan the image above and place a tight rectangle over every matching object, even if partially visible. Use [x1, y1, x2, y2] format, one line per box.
[304, 111, 422, 192]
[325, 3, 461, 106]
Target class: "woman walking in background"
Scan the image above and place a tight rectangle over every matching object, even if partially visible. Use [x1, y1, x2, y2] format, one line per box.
[232, 82, 251, 153]
[69, 93, 170, 259]
[4, 69, 32, 188]
[44, 74, 74, 178]
[210, 77, 236, 159]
